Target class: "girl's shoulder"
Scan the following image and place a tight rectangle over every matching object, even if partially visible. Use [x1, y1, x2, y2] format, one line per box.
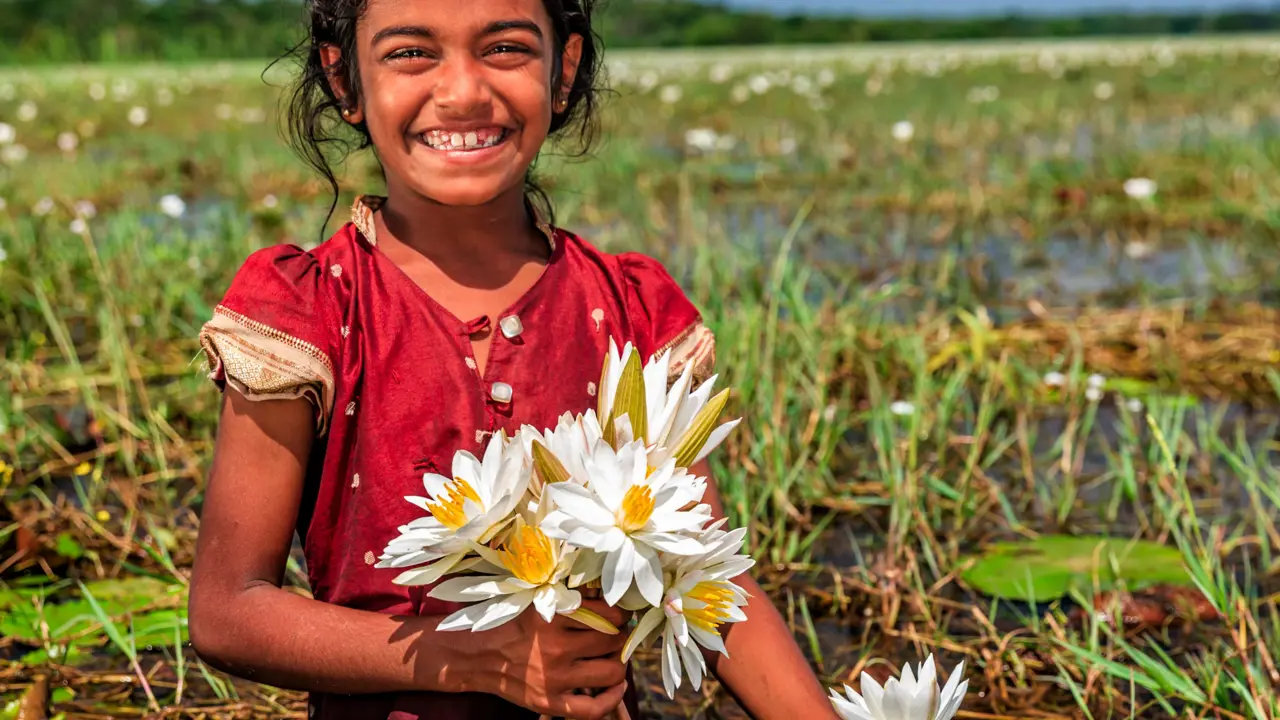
[555, 228, 716, 381]
[197, 222, 365, 436]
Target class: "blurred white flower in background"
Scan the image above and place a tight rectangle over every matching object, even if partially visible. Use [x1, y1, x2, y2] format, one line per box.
[892, 120, 915, 143]
[0, 197, 7, 211]
[1126, 398, 1145, 413]
[157, 87, 175, 106]
[238, 107, 267, 123]
[70, 218, 88, 235]
[1094, 81, 1115, 100]
[215, 104, 235, 121]
[262, 194, 279, 209]
[112, 79, 136, 100]
[817, 68, 837, 87]
[1087, 374, 1106, 389]
[1123, 177, 1157, 200]
[128, 106, 149, 127]
[0, 123, 15, 145]
[709, 63, 733, 84]
[159, 194, 186, 219]
[57, 132, 79, 153]
[659, 85, 683, 105]
[731, 84, 750, 104]
[1085, 387, 1104, 403]
[0, 244, 6, 263]
[890, 401, 916, 417]
[0, 83, 13, 100]
[1043, 371, 1067, 387]
[16, 101, 37, 122]
[1, 145, 28, 164]
[33, 197, 54, 216]
[74, 200, 97, 218]
[684, 128, 721, 154]
[89, 82, 107, 101]
[748, 74, 771, 95]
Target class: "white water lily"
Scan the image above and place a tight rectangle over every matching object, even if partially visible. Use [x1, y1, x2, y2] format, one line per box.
[159, 194, 186, 218]
[377, 431, 529, 587]
[597, 338, 740, 471]
[829, 655, 968, 720]
[541, 440, 711, 607]
[1123, 177, 1157, 200]
[429, 520, 601, 632]
[517, 410, 604, 494]
[621, 520, 754, 697]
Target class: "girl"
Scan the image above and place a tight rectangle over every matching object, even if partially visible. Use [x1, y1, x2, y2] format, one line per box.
[187, 1, 837, 718]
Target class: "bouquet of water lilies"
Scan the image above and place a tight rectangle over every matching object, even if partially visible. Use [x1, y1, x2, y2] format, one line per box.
[376, 339, 750, 701]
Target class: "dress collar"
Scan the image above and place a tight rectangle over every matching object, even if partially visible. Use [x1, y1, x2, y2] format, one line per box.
[350, 194, 556, 253]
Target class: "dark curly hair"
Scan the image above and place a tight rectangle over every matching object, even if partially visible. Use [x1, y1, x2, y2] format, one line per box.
[280, 0, 604, 232]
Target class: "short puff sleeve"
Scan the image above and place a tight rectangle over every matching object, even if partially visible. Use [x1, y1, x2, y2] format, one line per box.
[620, 252, 716, 386]
[198, 245, 338, 435]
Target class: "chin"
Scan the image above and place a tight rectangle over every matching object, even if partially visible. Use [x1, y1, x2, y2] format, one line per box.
[419, 182, 517, 207]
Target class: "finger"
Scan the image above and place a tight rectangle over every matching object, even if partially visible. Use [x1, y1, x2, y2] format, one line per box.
[557, 657, 628, 692]
[565, 624, 628, 659]
[556, 681, 628, 720]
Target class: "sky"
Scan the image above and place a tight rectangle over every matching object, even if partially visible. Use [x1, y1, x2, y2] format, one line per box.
[720, 0, 1277, 16]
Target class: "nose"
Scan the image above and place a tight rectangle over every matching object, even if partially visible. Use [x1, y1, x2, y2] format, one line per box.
[433, 55, 491, 116]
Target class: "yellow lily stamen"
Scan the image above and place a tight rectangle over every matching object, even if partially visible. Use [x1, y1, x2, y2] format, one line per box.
[426, 477, 482, 530]
[683, 581, 736, 633]
[618, 485, 655, 533]
[500, 524, 557, 586]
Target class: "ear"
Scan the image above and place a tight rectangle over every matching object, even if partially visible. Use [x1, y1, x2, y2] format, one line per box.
[556, 34, 585, 110]
[319, 43, 365, 124]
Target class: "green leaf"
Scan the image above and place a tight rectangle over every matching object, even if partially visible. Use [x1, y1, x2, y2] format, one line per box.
[51, 688, 75, 705]
[54, 533, 84, 560]
[960, 535, 1193, 601]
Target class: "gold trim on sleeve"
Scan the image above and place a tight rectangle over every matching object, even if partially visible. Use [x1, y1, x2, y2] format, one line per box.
[199, 307, 337, 436]
[662, 322, 716, 386]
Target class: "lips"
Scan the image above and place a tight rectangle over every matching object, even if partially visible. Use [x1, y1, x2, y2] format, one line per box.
[421, 127, 509, 151]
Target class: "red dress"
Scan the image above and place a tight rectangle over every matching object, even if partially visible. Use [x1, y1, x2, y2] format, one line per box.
[199, 196, 716, 720]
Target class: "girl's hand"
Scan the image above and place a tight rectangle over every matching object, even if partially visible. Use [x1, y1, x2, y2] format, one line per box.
[463, 598, 630, 720]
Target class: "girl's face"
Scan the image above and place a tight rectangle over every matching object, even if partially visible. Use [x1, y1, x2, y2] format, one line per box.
[333, 0, 583, 208]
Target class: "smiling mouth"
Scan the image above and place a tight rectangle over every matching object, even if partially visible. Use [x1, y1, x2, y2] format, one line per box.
[420, 128, 510, 152]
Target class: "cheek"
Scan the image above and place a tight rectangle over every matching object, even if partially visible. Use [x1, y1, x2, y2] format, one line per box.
[366, 80, 428, 143]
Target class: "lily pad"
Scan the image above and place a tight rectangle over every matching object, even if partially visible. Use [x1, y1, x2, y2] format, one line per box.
[961, 535, 1192, 602]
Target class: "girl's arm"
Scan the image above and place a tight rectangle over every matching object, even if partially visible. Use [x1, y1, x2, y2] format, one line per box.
[188, 391, 629, 720]
[691, 460, 839, 720]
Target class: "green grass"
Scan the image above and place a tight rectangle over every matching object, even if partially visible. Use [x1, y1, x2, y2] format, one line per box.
[2, 37, 1279, 718]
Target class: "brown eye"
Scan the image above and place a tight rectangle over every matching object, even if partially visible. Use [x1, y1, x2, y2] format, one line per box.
[387, 48, 430, 61]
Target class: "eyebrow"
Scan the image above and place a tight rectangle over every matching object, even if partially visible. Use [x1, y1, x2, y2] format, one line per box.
[371, 20, 543, 46]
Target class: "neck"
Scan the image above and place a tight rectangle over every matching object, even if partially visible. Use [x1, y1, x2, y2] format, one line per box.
[378, 183, 546, 265]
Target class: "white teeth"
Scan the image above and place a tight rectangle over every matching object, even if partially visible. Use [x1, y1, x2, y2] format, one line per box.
[423, 129, 504, 150]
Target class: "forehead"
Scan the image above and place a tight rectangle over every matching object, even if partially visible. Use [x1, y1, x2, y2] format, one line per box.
[361, 0, 551, 30]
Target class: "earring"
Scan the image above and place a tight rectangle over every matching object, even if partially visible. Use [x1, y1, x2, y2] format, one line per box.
[556, 97, 568, 111]
[342, 107, 354, 118]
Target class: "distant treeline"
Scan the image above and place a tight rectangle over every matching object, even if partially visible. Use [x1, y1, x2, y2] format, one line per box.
[1, 0, 1278, 64]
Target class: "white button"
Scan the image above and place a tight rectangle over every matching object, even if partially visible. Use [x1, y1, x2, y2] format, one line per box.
[499, 315, 524, 339]
[490, 382, 513, 404]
